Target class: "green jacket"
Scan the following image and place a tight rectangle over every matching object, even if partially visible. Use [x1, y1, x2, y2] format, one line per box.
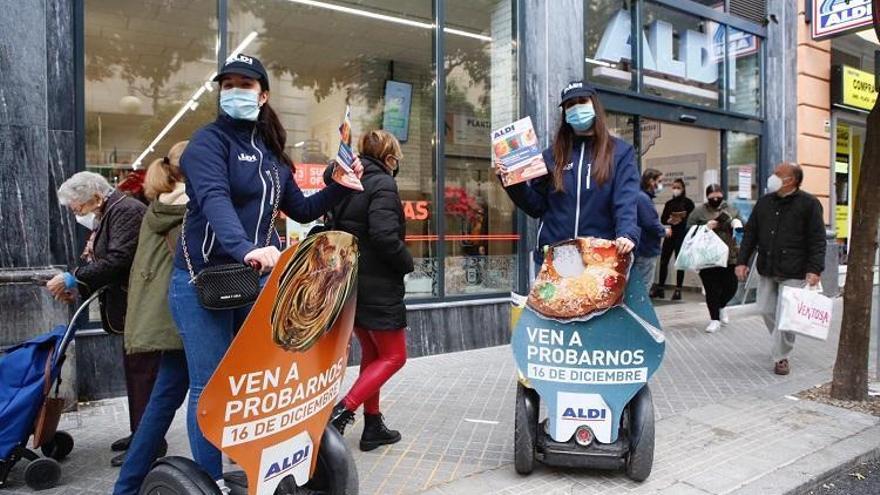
[124, 185, 187, 353]
[687, 201, 741, 265]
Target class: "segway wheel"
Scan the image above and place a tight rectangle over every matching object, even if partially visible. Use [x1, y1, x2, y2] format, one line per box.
[139, 456, 222, 495]
[625, 386, 655, 482]
[514, 383, 538, 475]
[41, 430, 74, 461]
[24, 457, 61, 490]
[304, 426, 359, 495]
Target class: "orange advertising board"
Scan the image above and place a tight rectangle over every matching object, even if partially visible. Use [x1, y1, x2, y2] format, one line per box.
[197, 232, 358, 495]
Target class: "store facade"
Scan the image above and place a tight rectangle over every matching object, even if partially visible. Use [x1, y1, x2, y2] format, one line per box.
[2, 0, 797, 399]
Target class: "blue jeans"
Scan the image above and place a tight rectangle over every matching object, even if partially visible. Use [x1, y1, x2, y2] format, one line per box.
[167, 268, 257, 481]
[631, 256, 659, 294]
[113, 351, 188, 495]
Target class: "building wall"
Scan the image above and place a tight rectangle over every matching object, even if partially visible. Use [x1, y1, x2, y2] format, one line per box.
[796, 0, 832, 223]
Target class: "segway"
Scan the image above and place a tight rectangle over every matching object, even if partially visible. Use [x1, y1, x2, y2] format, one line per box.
[511, 238, 665, 481]
[141, 232, 361, 495]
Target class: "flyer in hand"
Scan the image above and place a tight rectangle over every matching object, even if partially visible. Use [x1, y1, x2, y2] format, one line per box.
[491, 116, 547, 187]
[332, 105, 363, 191]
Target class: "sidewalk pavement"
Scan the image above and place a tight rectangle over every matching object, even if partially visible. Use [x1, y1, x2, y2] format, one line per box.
[2, 295, 878, 495]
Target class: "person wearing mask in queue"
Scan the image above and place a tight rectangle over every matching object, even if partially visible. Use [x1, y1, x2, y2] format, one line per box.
[634, 169, 672, 294]
[113, 141, 190, 494]
[48, 171, 157, 466]
[169, 54, 361, 490]
[687, 184, 743, 334]
[496, 80, 641, 271]
[736, 162, 825, 376]
[653, 179, 695, 300]
[327, 130, 414, 452]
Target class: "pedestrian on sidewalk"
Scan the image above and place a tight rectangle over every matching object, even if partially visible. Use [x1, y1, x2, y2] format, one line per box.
[654, 179, 695, 300]
[688, 184, 742, 334]
[327, 130, 414, 452]
[48, 171, 158, 465]
[169, 54, 360, 489]
[496, 80, 641, 271]
[736, 162, 825, 376]
[634, 168, 672, 294]
[113, 141, 191, 494]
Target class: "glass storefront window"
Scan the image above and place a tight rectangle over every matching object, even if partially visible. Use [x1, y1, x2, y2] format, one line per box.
[728, 27, 761, 115]
[641, 2, 725, 108]
[586, 2, 634, 90]
[726, 131, 759, 222]
[84, 0, 218, 184]
[229, 0, 438, 297]
[443, 0, 519, 296]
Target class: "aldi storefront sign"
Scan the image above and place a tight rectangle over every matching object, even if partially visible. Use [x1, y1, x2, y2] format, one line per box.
[832, 65, 878, 112]
[812, 0, 874, 40]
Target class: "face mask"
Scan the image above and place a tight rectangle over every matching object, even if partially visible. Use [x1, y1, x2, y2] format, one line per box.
[565, 103, 596, 132]
[220, 88, 261, 121]
[766, 174, 783, 194]
[672, 189, 682, 197]
[707, 197, 723, 209]
[655, 183, 664, 193]
[392, 166, 399, 178]
[75, 212, 96, 230]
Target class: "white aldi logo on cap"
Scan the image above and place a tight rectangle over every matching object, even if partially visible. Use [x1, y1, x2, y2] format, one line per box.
[564, 82, 583, 93]
[233, 54, 254, 65]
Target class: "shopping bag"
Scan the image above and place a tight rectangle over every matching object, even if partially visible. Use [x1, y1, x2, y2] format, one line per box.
[777, 285, 832, 340]
[674, 226, 729, 272]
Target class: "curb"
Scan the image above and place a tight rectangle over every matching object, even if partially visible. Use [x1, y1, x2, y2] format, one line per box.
[768, 423, 880, 495]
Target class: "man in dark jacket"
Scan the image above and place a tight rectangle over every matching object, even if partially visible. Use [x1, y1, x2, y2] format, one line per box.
[736, 162, 826, 376]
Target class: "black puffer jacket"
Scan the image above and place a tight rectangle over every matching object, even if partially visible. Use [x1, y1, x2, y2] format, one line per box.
[73, 190, 146, 333]
[737, 190, 826, 279]
[325, 156, 414, 330]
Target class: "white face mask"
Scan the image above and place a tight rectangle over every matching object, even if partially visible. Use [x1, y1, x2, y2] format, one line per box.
[75, 212, 96, 230]
[766, 174, 783, 194]
[672, 189, 682, 197]
[655, 182, 664, 193]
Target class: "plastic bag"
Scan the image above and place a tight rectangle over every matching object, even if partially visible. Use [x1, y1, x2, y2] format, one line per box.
[777, 285, 832, 341]
[674, 225, 729, 272]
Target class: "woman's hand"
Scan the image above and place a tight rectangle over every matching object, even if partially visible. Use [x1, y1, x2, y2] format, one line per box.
[706, 220, 718, 230]
[615, 237, 635, 254]
[244, 246, 281, 272]
[351, 156, 364, 179]
[492, 160, 507, 177]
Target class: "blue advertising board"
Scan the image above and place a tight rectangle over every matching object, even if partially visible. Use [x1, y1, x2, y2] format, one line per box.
[812, 0, 874, 40]
[382, 81, 413, 143]
[511, 276, 665, 444]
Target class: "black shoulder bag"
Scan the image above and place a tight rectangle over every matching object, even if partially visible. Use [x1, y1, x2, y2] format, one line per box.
[181, 165, 280, 310]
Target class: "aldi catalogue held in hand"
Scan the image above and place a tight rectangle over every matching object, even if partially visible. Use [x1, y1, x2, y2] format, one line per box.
[332, 105, 364, 191]
[492, 116, 548, 187]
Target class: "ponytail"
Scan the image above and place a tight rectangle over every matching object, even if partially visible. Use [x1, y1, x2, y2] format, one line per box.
[258, 103, 294, 171]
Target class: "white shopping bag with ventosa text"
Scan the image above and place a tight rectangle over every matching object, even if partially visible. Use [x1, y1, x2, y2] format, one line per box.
[777, 285, 832, 341]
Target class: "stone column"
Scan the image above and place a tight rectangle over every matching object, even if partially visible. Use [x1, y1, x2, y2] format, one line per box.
[764, 0, 799, 174]
[0, 0, 78, 398]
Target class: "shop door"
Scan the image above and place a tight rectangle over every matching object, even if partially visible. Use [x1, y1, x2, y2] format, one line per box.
[834, 120, 866, 268]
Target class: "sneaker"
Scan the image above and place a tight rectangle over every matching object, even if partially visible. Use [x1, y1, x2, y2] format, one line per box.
[360, 413, 401, 452]
[671, 289, 682, 301]
[705, 320, 721, 333]
[330, 402, 355, 435]
[110, 435, 131, 452]
[774, 359, 790, 375]
[720, 308, 730, 326]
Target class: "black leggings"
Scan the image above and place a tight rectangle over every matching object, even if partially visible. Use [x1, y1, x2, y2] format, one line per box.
[698, 265, 738, 321]
[658, 235, 685, 288]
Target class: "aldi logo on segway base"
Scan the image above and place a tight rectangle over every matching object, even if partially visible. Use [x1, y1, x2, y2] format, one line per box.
[257, 431, 314, 495]
[556, 392, 613, 444]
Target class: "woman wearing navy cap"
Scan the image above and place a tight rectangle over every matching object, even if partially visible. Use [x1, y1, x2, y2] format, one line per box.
[165, 54, 361, 490]
[498, 81, 641, 270]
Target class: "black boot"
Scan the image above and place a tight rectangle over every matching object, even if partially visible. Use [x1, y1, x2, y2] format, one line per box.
[360, 413, 401, 452]
[649, 285, 665, 299]
[671, 288, 682, 301]
[330, 402, 355, 435]
[110, 435, 131, 452]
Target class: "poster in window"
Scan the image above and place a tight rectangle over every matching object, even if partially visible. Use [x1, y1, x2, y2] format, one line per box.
[382, 81, 412, 143]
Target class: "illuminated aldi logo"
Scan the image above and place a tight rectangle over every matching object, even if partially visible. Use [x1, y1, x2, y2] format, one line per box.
[812, 0, 874, 40]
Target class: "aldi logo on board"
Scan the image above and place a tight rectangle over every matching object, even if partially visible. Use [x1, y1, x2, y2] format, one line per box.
[812, 0, 874, 40]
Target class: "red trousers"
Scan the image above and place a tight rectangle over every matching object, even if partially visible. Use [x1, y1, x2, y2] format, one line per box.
[342, 327, 407, 415]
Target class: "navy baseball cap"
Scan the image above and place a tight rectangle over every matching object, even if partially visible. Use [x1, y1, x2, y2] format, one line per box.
[559, 80, 596, 106]
[213, 54, 269, 90]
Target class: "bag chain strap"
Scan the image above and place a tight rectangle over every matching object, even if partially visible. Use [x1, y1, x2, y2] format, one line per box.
[181, 164, 281, 282]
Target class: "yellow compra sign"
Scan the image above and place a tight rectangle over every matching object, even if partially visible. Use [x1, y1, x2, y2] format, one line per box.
[841, 65, 877, 111]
